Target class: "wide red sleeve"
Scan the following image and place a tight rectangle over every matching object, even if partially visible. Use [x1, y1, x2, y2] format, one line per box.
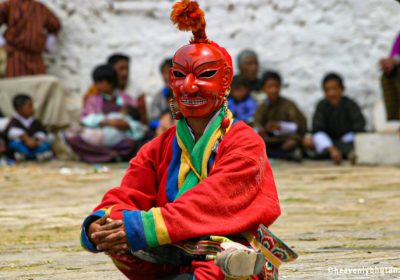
[92, 132, 169, 220]
[123, 124, 281, 251]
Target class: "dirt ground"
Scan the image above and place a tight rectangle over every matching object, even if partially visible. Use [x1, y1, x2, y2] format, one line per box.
[0, 160, 399, 280]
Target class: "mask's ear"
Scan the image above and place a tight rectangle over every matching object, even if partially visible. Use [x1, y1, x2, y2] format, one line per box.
[222, 65, 233, 90]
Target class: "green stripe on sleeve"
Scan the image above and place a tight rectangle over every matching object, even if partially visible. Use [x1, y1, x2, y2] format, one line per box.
[140, 210, 159, 247]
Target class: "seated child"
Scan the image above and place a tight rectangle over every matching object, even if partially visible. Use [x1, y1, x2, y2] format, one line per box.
[149, 58, 174, 130]
[5, 94, 52, 161]
[304, 72, 366, 164]
[73, 65, 146, 149]
[254, 71, 307, 161]
[80, 106, 146, 147]
[228, 75, 257, 125]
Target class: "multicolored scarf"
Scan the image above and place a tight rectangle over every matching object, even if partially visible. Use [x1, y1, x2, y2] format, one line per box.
[166, 108, 234, 202]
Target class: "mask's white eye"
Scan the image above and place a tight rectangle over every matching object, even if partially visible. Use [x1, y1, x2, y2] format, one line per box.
[198, 70, 217, 78]
[173, 71, 186, 78]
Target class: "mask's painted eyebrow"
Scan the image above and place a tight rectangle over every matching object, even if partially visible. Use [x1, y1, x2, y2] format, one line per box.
[172, 61, 186, 69]
[194, 60, 222, 71]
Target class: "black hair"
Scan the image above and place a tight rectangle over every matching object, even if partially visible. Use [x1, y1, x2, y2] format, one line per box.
[160, 58, 173, 73]
[125, 106, 141, 121]
[322, 72, 345, 90]
[13, 94, 32, 111]
[92, 64, 118, 88]
[261, 70, 282, 86]
[107, 53, 130, 67]
[231, 75, 251, 89]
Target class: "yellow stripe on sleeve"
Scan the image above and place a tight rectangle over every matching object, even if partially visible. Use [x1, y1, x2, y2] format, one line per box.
[152, 208, 171, 245]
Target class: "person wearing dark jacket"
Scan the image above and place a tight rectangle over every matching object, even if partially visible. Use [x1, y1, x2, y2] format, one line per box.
[305, 73, 366, 164]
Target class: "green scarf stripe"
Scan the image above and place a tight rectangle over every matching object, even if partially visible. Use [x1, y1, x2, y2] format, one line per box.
[177, 120, 194, 153]
[140, 211, 159, 247]
[191, 111, 223, 172]
[175, 109, 224, 198]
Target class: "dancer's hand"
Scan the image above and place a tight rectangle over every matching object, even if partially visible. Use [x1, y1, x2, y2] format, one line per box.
[92, 218, 129, 254]
[88, 216, 107, 245]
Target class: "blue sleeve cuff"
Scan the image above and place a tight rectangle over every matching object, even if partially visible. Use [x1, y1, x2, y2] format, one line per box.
[80, 209, 106, 252]
[123, 210, 148, 252]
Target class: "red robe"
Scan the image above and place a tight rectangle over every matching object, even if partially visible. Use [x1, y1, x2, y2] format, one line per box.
[81, 121, 281, 279]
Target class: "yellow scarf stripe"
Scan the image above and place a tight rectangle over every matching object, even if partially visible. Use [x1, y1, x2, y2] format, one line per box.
[177, 136, 195, 188]
[201, 110, 234, 177]
[182, 148, 202, 180]
[151, 208, 172, 245]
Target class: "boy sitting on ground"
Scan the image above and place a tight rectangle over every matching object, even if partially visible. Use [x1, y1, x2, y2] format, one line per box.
[303, 72, 366, 164]
[255, 71, 307, 161]
[5, 94, 52, 161]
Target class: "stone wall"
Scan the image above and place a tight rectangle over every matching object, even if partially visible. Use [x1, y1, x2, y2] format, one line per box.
[41, 0, 400, 128]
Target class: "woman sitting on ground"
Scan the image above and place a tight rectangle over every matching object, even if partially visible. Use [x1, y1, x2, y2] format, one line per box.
[66, 65, 145, 163]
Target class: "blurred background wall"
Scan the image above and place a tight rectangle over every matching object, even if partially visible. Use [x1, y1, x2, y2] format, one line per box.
[41, 0, 400, 128]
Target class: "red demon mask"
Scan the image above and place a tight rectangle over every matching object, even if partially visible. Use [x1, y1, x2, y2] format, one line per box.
[169, 0, 233, 119]
[170, 43, 233, 118]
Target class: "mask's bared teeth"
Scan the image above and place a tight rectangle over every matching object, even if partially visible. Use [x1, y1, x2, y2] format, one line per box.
[181, 98, 207, 105]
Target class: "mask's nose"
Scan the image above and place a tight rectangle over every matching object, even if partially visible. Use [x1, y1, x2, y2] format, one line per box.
[180, 73, 199, 95]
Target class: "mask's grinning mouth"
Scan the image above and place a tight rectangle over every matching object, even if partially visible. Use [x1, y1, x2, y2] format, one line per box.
[181, 99, 207, 105]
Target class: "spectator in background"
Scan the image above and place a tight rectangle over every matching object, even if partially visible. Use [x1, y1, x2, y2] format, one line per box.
[255, 71, 307, 161]
[235, 49, 261, 92]
[149, 58, 174, 130]
[79, 105, 145, 149]
[4, 94, 52, 161]
[66, 65, 142, 163]
[380, 31, 400, 120]
[83, 54, 134, 105]
[304, 73, 366, 165]
[0, 0, 61, 77]
[83, 53, 148, 123]
[228, 75, 257, 125]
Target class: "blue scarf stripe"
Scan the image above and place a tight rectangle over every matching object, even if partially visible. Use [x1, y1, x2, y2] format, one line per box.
[207, 151, 216, 172]
[166, 137, 181, 202]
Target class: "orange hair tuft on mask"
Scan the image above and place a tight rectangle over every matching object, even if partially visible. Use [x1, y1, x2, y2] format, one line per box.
[170, 0, 209, 44]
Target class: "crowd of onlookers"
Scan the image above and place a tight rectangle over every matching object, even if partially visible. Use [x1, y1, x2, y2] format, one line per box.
[0, 0, 399, 166]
